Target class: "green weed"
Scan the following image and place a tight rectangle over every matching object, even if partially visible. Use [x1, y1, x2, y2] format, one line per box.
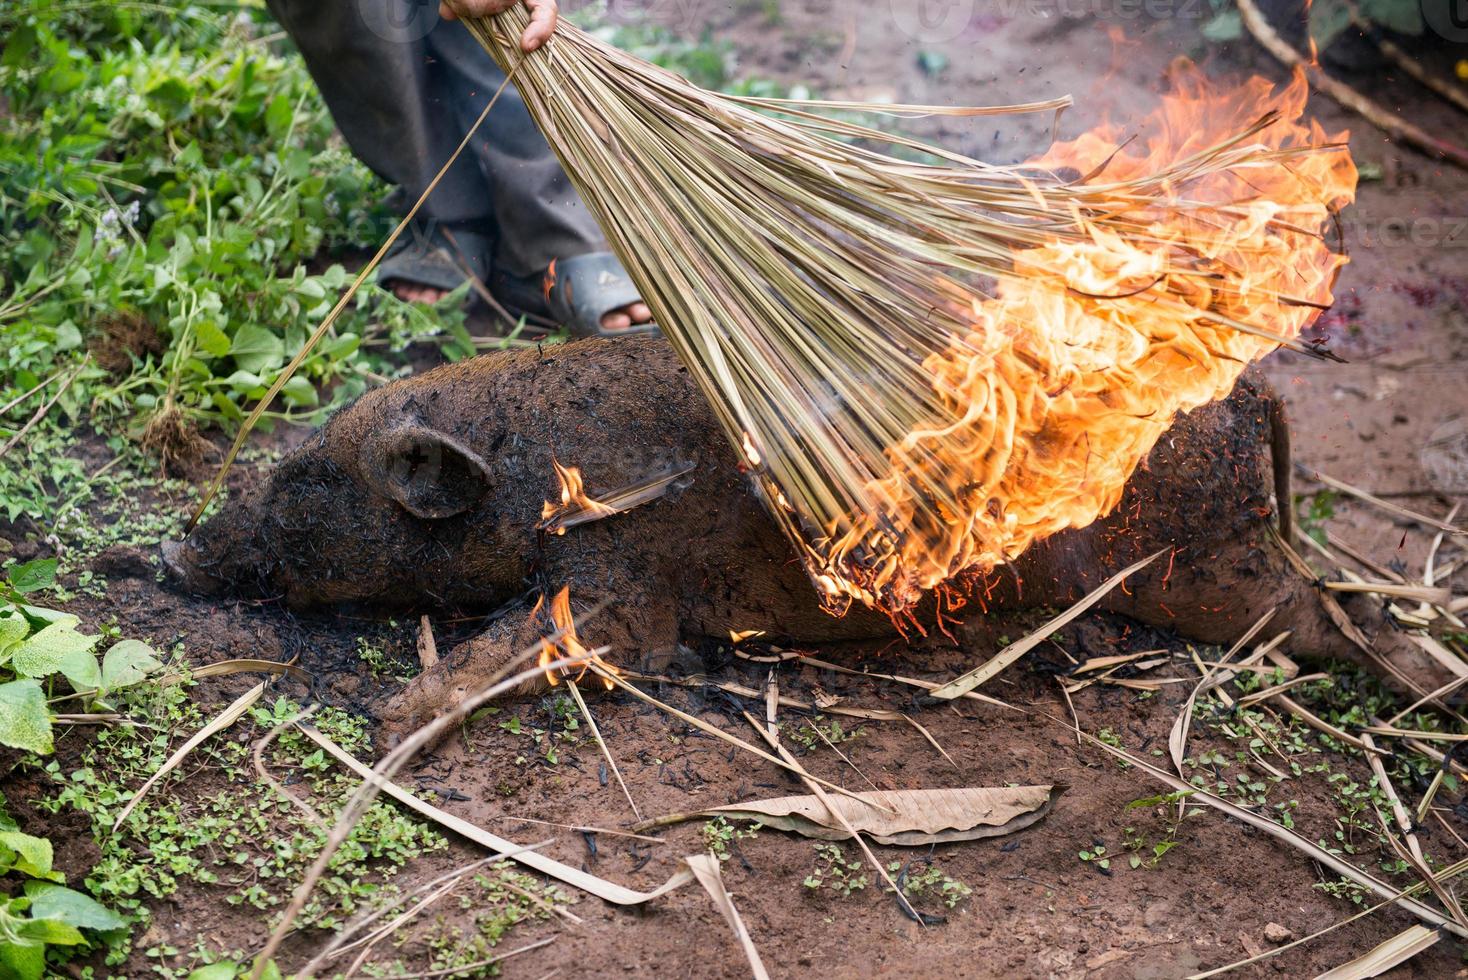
[804, 843, 869, 897]
[888, 860, 971, 908]
[701, 816, 760, 862]
[37, 691, 447, 967]
[789, 715, 864, 752]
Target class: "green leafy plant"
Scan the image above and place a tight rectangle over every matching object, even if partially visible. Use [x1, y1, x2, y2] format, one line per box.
[1121, 791, 1199, 869]
[0, 795, 128, 975]
[354, 632, 417, 682]
[789, 715, 865, 752]
[1295, 489, 1340, 547]
[0, 558, 163, 754]
[804, 843, 869, 897]
[701, 816, 760, 862]
[0, 3, 472, 473]
[0, 558, 143, 974]
[888, 860, 971, 908]
[1077, 845, 1111, 871]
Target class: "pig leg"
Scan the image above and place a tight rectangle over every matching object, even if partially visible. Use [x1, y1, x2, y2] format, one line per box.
[987, 380, 1462, 699]
[374, 585, 681, 749]
[374, 607, 547, 750]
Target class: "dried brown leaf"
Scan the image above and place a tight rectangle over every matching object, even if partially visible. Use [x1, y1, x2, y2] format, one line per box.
[684, 785, 1057, 846]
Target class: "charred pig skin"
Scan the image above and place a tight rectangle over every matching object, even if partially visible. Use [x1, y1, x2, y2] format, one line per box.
[164, 337, 1453, 738]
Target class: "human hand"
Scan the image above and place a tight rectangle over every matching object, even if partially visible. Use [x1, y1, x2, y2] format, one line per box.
[439, 0, 557, 52]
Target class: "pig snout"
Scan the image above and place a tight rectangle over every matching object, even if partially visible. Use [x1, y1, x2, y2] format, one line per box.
[160, 538, 224, 596]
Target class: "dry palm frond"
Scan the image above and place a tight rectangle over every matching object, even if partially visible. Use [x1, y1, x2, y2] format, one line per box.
[467, 9, 1354, 620]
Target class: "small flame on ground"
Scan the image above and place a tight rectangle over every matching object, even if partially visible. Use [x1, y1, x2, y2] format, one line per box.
[532, 585, 618, 689]
[729, 628, 767, 644]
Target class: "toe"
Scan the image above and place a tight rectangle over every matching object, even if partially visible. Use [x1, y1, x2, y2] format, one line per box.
[628, 302, 653, 324]
[390, 283, 450, 305]
[600, 310, 633, 333]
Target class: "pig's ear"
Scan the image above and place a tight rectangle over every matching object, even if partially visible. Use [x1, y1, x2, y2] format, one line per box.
[361, 424, 492, 519]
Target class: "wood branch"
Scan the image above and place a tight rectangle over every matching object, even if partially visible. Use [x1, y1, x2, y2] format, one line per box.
[1235, 0, 1468, 169]
[1345, 2, 1468, 115]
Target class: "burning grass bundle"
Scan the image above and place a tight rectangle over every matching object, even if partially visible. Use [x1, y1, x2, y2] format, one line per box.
[470, 10, 1356, 623]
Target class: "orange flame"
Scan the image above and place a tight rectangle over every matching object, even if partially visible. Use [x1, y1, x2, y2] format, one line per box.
[799, 65, 1356, 616]
[539, 459, 621, 534]
[532, 585, 617, 689]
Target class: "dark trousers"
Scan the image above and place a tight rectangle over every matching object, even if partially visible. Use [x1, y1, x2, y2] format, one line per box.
[265, 0, 604, 278]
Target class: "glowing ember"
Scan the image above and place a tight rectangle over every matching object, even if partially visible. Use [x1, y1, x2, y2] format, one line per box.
[786, 66, 1356, 617]
[741, 432, 763, 469]
[532, 585, 617, 689]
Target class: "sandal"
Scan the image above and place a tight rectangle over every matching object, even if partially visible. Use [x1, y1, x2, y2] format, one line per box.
[377, 219, 493, 298]
[539, 252, 659, 338]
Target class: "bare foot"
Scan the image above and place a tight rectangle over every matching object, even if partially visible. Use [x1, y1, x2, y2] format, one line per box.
[600, 301, 654, 333]
[390, 282, 450, 305]
[392, 279, 651, 332]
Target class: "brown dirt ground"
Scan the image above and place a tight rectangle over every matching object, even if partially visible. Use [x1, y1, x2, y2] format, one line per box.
[4, 2, 1468, 978]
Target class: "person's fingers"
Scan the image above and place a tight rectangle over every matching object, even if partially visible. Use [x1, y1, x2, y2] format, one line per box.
[627, 302, 653, 324]
[600, 310, 633, 333]
[439, 0, 518, 22]
[519, 0, 558, 51]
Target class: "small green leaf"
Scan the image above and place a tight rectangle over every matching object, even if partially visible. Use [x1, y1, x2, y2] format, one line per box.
[11, 623, 98, 680]
[0, 681, 53, 754]
[55, 646, 101, 692]
[323, 333, 360, 359]
[100, 639, 162, 690]
[14, 915, 85, 946]
[0, 25, 38, 69]
[53, 322, 82, 352]
[194, 319, 232, 358]
[294, 276, 326, 300]
[6, 558, 56, 594]
[0, 831, 56, 880]
[230, 324, 285, 374]
[264, 92, 293, 138]
[280, 376, 319, 408]
[24, 882, 127, 932]
[186, 964, 240, 980]
[15, 606, 78, 631]
[0, 940, 45, 980]
[0, 613, 28, 659]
